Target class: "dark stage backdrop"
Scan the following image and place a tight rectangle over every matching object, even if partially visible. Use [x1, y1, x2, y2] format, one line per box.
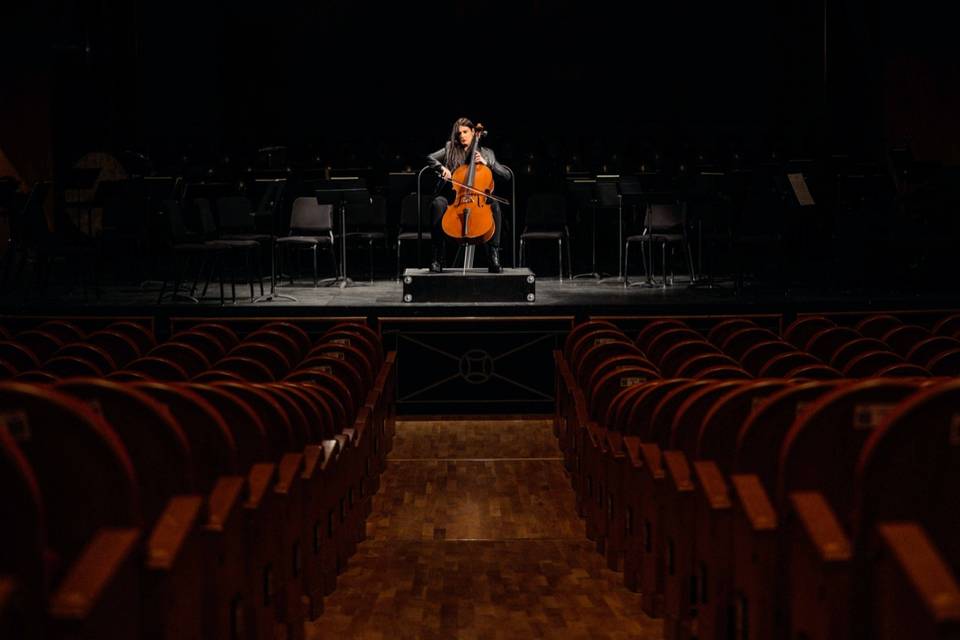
[3, 0, 958, 170]
[136, 2, 788, 154]
[27, 1, 805, 165]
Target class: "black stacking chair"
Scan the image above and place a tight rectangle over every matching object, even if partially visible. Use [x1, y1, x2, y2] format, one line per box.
[4, 180, 100, 297]
[156, 200, 227, 304]
[342, 194, 388, 282]
[97, 179, 152, 285]
[276, 197, 337, 287]
[1, 181, 50, 291]
[194, 199, 263, 301]
[215, 196, 272, 245]
[624, 201, 695, 287]
[730, 168, 787, 294]
[396, 192, 431, 278]
[519, 192, 572, 281]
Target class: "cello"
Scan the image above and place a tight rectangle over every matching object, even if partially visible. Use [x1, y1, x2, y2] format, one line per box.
[440, 123, 508, 245]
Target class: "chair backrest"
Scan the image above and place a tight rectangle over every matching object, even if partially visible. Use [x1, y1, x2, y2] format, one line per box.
[645, 202, 684, 233]
[524, 193, 567, 229]
[212, 383, 295, 456]
[148, 342, 211, 378]
[216, 196, 255, 232]
[245, 329, 303, 367]
[0, 383, 140, 578]
[186, 384, 270, 468]
[289, 198, 333, 235]
[400, 193, 430, 229]
[254, 179, 286, 217]
[105, 321, 155, 353]
[738, 169, 784, 232]
[778, 379, 925, 518]
[162, 199, 191, 242]
[10, 181, 53, 247]
[98, 179, 145, 236]
[347, 194, 386, 228]
[257, 321, 312, 355]
[86, 330, 141, 367]
[0, 422, 45, 623]
[133, 382, 239, 492]
[54, 380, 195, 526]
[192, 198, 219, 239]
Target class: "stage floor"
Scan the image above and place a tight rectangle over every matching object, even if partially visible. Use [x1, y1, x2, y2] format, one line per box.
[3, 271, 959, 320]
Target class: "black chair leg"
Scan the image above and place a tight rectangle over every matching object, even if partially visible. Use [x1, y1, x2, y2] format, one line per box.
[287, 246, 295, 286]
[157, 255, 170, 304]
[623, 242, 630, 287]
[557, 239, 564, 283]
[257, 245, 264, 296]
[191, 255, 205, 299]
[228, 253, 236, 303]
[685, 241, 696, 283]
[171, 253, 185, 302]
[200, 255, 212, 300]
[0, 245, 13, 290]
[217, 254, 225, 305]
[396, 240, 402, 280]
[246, 250, 255, 300]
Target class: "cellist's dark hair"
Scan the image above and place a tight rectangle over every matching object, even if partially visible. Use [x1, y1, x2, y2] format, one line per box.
[443, 117, 475, 170]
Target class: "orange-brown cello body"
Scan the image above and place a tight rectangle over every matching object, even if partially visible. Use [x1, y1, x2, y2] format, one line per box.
[441, 153, 497, 244]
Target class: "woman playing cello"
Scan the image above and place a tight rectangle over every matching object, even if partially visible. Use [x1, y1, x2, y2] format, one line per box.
[426, 117, 510, 273]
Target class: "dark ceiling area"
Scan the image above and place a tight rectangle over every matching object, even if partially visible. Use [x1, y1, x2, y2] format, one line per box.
[2, 0, 955, 170]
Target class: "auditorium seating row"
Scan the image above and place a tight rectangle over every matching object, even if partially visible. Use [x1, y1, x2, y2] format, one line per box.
[0, 319, 384, 387]
[554, 315, 960, 640]
[0, 319, 397, 640]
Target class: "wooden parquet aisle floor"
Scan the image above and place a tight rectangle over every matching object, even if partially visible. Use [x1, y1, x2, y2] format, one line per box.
[308, 418, 662, 639]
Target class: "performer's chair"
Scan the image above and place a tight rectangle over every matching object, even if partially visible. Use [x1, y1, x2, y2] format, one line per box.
[276, 197, 337, 287]
[396, 192, 431, 279]
[518, 193, 572, 282]
[624, 202, 695, 287]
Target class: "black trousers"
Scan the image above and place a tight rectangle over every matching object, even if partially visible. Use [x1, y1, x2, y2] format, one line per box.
[431, 196, 502, 253]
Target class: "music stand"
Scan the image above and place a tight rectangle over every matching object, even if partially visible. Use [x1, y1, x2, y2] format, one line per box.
[622, 172, 675, 287]
[595, 175, 621, 281]
[64, 167, 102, 236]
[251, 178, 296, 303]
[686, 171, 728, 290]
[618, 175, 646, 282]
[315, 178, 371, 289]
[568, 178, 600, 279]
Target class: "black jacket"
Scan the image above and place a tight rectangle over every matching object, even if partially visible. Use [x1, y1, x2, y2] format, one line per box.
[426, 144, 511, 180]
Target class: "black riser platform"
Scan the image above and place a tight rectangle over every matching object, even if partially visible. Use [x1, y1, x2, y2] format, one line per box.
[402, 268, 536, 303]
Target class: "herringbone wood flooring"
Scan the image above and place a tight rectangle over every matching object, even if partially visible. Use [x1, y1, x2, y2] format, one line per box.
[308, 418, 661, 639]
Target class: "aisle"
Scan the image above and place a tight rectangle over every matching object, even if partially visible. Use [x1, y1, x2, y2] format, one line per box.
[308, 418, 661, 639]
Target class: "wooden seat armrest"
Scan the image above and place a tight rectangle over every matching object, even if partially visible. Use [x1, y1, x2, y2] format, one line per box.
[276, 453, 305, 494]
[245, 462, 277, 509]
[623, 436, 643, 468]
[877, 521, 960, 622]
[302, 444, 324, 479]
[639, 442, 664, 478]
[730, 474, 777, 531]
[693, 461, 731, 510]
[320, 439, 339, 471]
[147, 495, 204, 570]
[789, 491, 852, 562]
[606, 431, 625, 458]
[662, 450, 694, 492]
[49, 528, 140, 619]
[206, 476, 245, 532]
